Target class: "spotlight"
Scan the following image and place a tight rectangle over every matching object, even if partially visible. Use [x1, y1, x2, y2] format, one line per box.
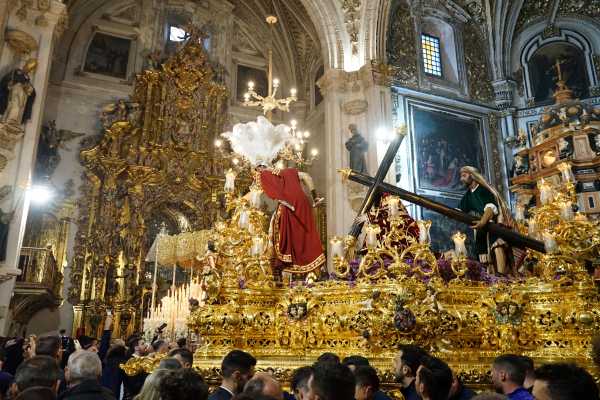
[29, 184, 54, 205]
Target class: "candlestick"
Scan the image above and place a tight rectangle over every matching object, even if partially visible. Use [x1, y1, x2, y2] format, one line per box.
[451, 231, 467, 257]
[238, 209, 249, 229]
[538, 179, 553, 205]
[250, 189, 262, 209]
[330, 236, 344, 258]
[417, 220, 432, 245]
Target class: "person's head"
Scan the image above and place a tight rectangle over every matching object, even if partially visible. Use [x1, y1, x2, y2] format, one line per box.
[176, 338, 187, 349]
[353, 366, 379, 400]
[459, 168, 475, 187]
[77, 335, 98, 353]
[127, 335, 147, 356]
[532, 363, 599, 400]
[243, 372, 283, 400]
[169, 348, 193, 369]
[13, 356, 61, 394]
[35, 336, 62, 360]
[342, 356, 369, 373]
[151, 340, 169, 354]
[316, 353, 340, 365]
[221, 350, 257, 394]
[517, 356, 534, 390]
[65, 350, 102, 385]
[393, 344, 428, 386]
[158, 358, 182, 370]
[59, 330, 66, 336]
[307, 361, 355, 400]
[415, 356, 452, 400]
[159, 369, 208, 400]
[291, 366, 313, 400]
[491, 354, 526, 394]
[134, 369, 171, 400]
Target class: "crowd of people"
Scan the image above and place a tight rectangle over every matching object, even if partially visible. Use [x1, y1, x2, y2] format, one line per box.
[0, 317, 598, 400]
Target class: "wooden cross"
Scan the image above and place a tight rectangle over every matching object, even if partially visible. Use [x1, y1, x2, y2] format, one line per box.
[345, 126, 407, 238]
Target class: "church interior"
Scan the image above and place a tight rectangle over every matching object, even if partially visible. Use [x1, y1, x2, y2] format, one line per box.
[2, 0, 600, 398]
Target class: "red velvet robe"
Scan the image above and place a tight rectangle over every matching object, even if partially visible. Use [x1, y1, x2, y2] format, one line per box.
[259, 168, 325, 274]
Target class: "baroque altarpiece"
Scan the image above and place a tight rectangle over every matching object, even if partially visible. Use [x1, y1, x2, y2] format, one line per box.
[68, 28, 243, 337]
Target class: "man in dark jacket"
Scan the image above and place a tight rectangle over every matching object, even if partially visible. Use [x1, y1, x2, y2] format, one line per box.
[11, 355, 61, 400]
[59, 350, 114, 400]
[208, 350, 256, 400]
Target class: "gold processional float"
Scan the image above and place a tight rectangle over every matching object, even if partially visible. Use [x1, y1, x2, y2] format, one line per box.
[94, 23, 600, 391]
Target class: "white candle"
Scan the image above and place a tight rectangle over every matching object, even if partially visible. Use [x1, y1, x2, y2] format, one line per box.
[388, 197, 400, 217]
[365, 225, 380, 248]
[452, 232, 467, 257]
[251, 236, 264, 256]
[559, 200, 574, 220]
[528, 220, 537, 237]
[250, 189, 262, 208]
[542, 231, 558, 253]
[538, 179, 553, 205]
[238, 209, 249, 229]
[330, 236, 344, 258]
[417, 220, 432, 245]
[515, 204, 525, 221]
[225, 169, 236, 193]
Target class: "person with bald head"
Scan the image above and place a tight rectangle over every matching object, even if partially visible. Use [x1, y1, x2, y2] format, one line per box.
[243, 372, 283, 400]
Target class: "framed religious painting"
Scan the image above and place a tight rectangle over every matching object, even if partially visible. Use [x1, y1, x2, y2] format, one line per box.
[84, 32, 132, 79]
[409, 102, 487, 197]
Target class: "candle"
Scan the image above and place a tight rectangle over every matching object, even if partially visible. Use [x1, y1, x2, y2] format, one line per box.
[417, 220, 432, 245]
[251, 236, 264, 256]
[310, 149, 318, 157]
[388, 197, 400, 217]
[538, 179, 553, 205]
[238, 209, 249, 229]
[330, 236, 344, 258]
[273, 78, 280, 87]
[451, 231, 467, 257]
[248, 81, 255, 90]
[290, 88, 297, 97]
[542, 231, 558, 253]
[559, 200, 574, 220]
[528, 219, 537, 237]
[225, 169, 236, 192]
[365, 224, 381, 248]
[250, 189, 262, 209]
[515, 204, 525, 221]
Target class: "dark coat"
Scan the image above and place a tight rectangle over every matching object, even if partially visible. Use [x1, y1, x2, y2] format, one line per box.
[15, 386, 56, 400]
[208, 387, 233, 400]
[58, 380, 115, 400]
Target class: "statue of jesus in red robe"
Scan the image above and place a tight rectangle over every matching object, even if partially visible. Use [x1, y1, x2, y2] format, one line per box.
[257, 166, 325, 275]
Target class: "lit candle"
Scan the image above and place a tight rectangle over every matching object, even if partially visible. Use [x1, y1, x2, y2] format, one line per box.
[238, 209, 249, 229]
[330, 236, 344, 258]
[290, 120, 297, 128]
[365, 224, 381, 248]
[214, 139, 222, 148]
[515, 204, 525, 221]
[451, 231, 467, 257]
[559, 200, 574, 220]
[417, 220, 432, 245]
[388, 197, 400, 217]
[310, 149, 318, 157]
[542, 231, 558, 253]
[250, 189, 262, 209]
[232, 158, 240, 166]
[273, 78, 280, 87]
[248, 81, 255, 90]
[538, 179, 553, 205]
[251, 236, 264, 256]
[224, 169, 236, 192]
[290, 88, 297, 97]
[303, 131, 310, 138]
[244, 93, 250, 102]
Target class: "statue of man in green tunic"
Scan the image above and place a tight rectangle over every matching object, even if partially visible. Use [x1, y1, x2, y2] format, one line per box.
[459, 166, 515, 275]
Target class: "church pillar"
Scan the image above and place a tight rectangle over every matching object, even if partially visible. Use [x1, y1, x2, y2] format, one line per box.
[317, 63, 394, 259]
[0, 1, 66, 335]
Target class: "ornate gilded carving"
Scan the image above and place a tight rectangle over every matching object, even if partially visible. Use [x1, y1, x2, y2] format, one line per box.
[514, 0, 553, 33]
[463, 24, 494, 104]
[70, 26, 239, 338]
[386, 1, 418, 88]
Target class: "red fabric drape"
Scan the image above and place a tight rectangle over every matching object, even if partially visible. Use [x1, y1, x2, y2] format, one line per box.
[259, 168, 325, 273]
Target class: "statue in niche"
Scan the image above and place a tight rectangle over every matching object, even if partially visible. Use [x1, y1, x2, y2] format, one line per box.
[0, 186, 14, 263]
[345, 124, 368, 173]
[36, 120, 85, 178]
[558, 136, 573, 159]
[0, 59, 37, 129]
[511, 154, 529, 177]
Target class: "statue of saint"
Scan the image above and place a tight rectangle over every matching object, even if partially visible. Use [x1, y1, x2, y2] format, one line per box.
[345, 124, 368, 173]
[0, 59, 37, 127]
[198, 241, 221, 304]
[458, 166, 517, 276]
